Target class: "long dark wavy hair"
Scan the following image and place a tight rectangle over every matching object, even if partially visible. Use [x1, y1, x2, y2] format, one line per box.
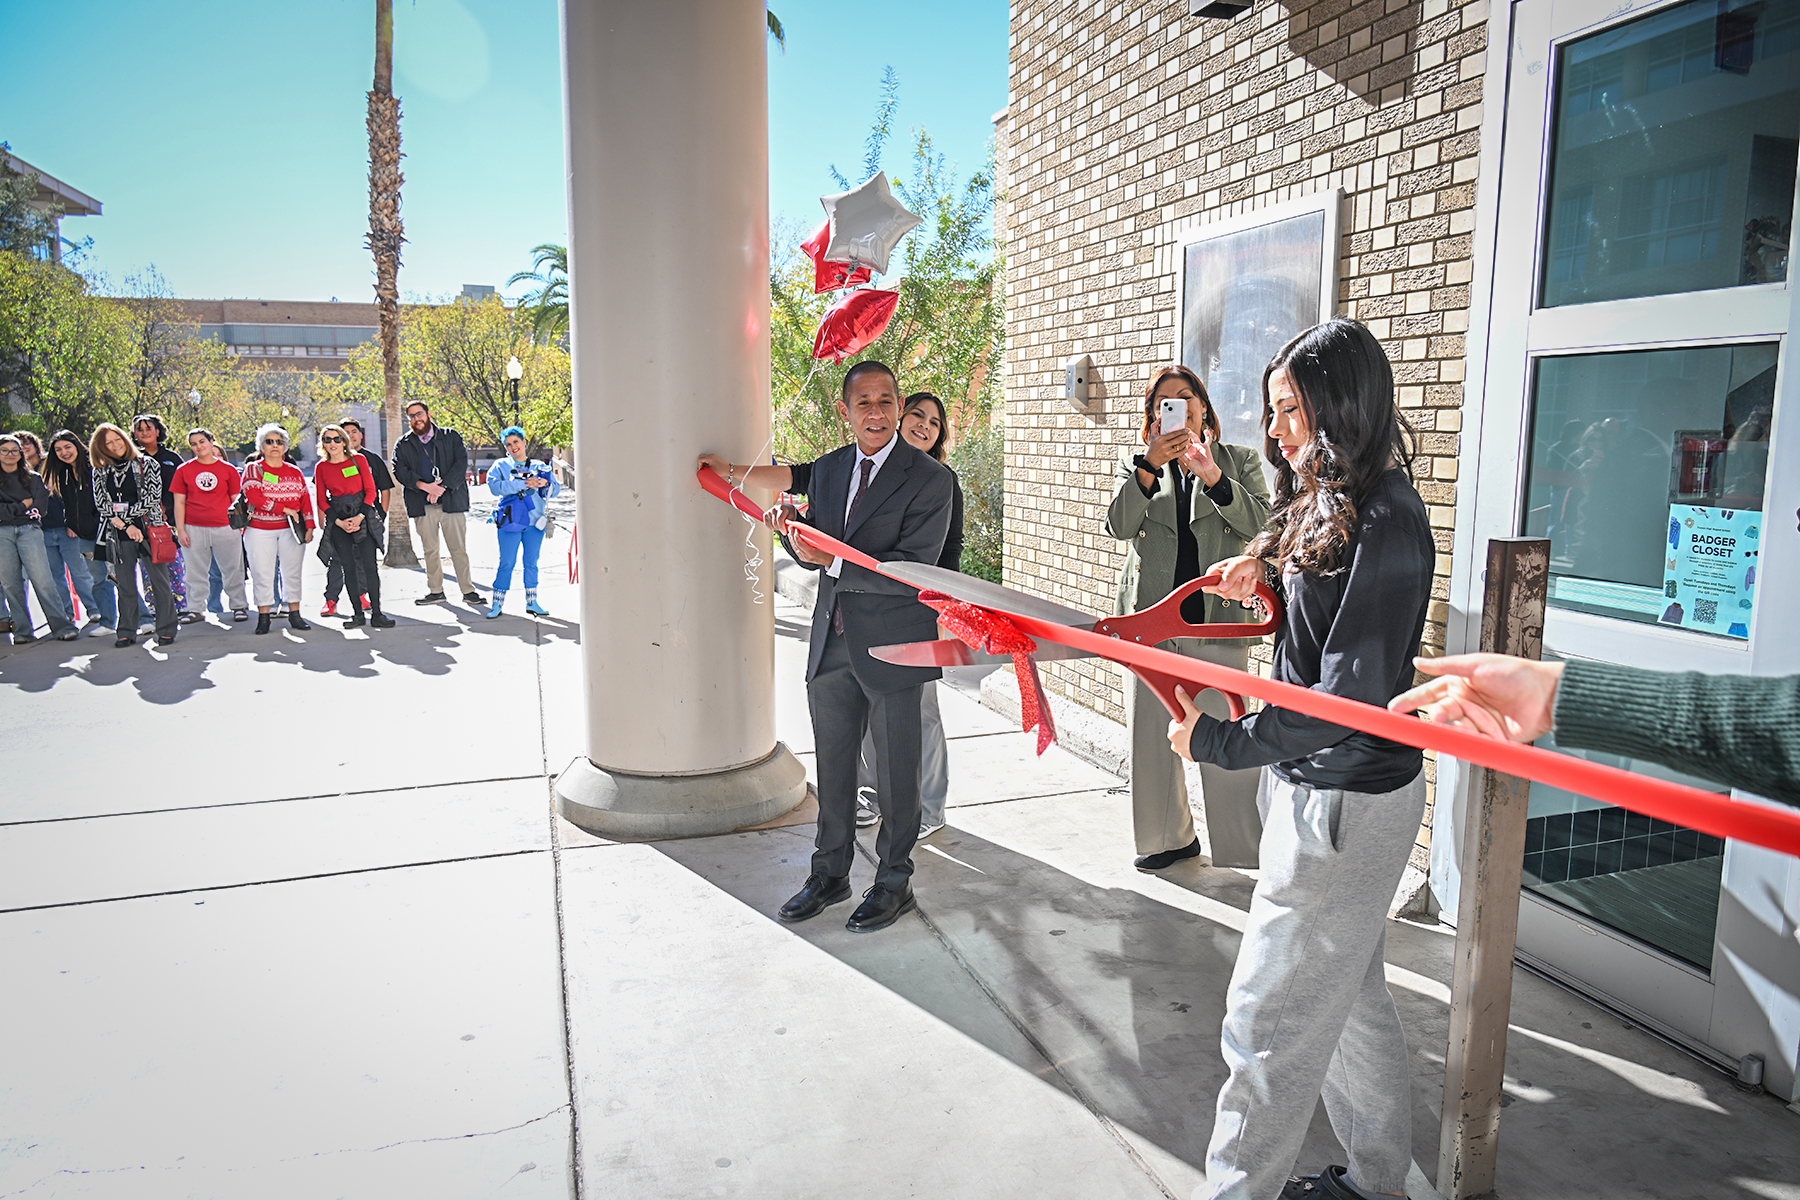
[41, 430, 91, 500]
[1245, 319, 1414, 576]
[902, 392, 948, 461]
[1140, 365, 1222, 443]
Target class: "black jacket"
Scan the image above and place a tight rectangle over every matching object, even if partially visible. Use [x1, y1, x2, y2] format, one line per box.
[42, 462, 100, 539]
[1187, 468, 1434, 793]
[780, 440, 955, 694]
[390, 425, 470, 517]
[0, 468, 48, 527]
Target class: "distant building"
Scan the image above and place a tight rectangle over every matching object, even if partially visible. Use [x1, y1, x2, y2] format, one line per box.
[4, 152, 101, 264]
[459, 283, 496, 302]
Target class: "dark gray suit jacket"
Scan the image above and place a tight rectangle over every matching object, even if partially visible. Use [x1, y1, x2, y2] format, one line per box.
[783, 440, 955, 694]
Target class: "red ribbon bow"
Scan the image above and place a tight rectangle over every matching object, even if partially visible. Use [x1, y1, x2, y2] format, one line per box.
[918, 590, 1057, 756]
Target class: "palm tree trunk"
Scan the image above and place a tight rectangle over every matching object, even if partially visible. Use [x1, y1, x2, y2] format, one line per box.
[369, 0, 418, 567]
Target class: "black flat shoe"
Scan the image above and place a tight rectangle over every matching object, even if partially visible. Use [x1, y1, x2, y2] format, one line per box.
[287, 610, 311, 631]
[777, 873, 851, 923]
[1134, 837, 1203, 872]
[113, 634, 136, 648]
[369, 611, 395, 629]
[846, 882, 916, 932]
[415, 592, 447, 605]
[156, 633, 176, 646]
[343, 611, 367, 628]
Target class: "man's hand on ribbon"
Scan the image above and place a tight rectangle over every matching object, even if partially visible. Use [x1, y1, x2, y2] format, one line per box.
[768, 502, 835, 566]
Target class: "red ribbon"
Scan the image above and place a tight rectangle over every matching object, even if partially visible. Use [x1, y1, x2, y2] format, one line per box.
[919, 590, 1057, 756]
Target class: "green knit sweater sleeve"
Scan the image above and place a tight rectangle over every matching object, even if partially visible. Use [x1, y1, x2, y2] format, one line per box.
[1553, 660, 1800, 807]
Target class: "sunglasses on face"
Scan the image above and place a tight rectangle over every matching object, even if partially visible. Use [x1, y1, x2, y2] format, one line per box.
[264, 439, 286, 447]
[322, 436, 344, 444]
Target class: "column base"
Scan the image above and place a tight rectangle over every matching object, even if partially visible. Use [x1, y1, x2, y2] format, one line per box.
[555, 743, 808, 839]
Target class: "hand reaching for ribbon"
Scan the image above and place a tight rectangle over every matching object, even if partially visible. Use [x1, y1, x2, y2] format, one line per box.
[763, 501, 834, 566]
[1388, 654, 1566, 743]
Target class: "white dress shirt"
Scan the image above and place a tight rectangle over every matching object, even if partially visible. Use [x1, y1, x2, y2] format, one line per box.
[827, 434, 898, 579]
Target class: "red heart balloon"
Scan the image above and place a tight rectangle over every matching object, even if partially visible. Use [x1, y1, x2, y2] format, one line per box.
[802, 221, 871, 294]
[812, 289, 899, 363]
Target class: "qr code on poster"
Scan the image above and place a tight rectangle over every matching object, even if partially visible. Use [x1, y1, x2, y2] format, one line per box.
[1694, 598, 1718, 625]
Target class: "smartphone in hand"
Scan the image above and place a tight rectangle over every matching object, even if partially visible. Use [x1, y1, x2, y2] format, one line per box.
[1158, 397, 1187, 438]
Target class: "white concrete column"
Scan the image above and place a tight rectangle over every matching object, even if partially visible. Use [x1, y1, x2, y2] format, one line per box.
[554, 0, 805, 836]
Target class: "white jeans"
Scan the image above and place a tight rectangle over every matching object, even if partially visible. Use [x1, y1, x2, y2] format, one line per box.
[245, 526, 303, 608]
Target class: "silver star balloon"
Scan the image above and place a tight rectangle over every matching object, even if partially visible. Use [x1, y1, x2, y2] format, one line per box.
[818, 171, 922, 277]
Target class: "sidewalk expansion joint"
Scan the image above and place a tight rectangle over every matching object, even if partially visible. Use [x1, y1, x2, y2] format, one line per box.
[0, 849, 550, 914]
[0, 774, 547, 828]
[3, 1105, 574, 1197]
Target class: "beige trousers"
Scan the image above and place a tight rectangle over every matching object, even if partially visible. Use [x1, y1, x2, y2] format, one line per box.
[414, 506, 473, 595]
[1125, 638, 1263, 866]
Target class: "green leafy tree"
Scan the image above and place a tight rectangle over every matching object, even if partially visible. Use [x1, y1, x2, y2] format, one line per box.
[0, 249, 129, 435]
[108, 266, 237, 433]
[339, 296, 572, 454]
[0, 145, 60, 260]
[768, 74, 1005, 577]
[507, 243, 568, 343]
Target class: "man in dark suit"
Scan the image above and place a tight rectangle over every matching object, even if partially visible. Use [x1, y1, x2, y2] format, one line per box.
[775, 361, 955, 932]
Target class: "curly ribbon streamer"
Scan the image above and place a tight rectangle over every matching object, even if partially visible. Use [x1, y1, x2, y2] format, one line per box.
[697, 465, 1800, 856]
[919, 590, 1058, 756]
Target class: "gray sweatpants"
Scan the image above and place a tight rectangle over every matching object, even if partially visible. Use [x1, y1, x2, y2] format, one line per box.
[1200, 767, 1428, 1200]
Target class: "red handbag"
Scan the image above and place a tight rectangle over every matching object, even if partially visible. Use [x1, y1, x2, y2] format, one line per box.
[145, 522, 178, 564]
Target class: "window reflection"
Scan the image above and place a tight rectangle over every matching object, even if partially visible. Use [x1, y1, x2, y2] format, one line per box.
[1523, 344, 1772, 635]
[1541, 0, 1800, 306]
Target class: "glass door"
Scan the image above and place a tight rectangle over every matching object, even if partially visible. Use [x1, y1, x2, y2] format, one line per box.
[1462, 0, 1800, 1080]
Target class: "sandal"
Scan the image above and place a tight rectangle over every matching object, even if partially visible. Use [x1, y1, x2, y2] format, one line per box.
[178, 611, 203, 625]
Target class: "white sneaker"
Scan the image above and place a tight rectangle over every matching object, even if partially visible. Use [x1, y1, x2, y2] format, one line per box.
[919, 821, 945, 839]
[854, 805, 880, 828]
[86, 623, 114, 638]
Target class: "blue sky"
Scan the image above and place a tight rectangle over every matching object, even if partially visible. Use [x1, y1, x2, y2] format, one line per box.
[0, 0, 1007, 303]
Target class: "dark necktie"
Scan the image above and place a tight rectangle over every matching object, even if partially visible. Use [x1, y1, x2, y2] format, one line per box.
[833, 457, 875, 635]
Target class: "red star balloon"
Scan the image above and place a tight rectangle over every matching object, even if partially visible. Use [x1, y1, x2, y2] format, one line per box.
[812, 288, 900, 363]
[801, 222, 871, 294]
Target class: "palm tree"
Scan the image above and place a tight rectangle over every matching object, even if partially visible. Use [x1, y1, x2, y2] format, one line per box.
[368, 0, 417, 566]
[507, 243, 569, 344]
[767, 9, 784, 49]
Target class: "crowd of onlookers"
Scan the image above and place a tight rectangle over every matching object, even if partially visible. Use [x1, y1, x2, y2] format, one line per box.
[0, 400, 561, 649]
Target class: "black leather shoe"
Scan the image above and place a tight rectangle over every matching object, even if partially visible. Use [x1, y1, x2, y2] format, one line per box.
[777, 873, 851, 923]
[1134, 837, 1202, 872]
[845, 882, 916, 932]
[287, 609, 311, 631]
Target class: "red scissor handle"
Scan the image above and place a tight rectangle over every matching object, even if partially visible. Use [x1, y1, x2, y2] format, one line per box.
[1092, 573, 1284, 721]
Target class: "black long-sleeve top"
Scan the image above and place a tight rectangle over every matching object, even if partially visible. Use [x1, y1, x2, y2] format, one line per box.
[788, 458, 965, 571]
[1188, 467, 1435, 793]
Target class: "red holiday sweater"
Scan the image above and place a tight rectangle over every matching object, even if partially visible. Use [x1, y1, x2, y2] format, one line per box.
[242, 460, 316, 532]
[314, 453, 378, 525]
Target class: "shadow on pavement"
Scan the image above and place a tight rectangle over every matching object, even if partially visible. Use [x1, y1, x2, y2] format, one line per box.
[650, 821, 1800, 1199]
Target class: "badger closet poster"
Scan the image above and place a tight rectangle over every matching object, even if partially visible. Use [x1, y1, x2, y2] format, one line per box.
[1660, 505, 1760, 639]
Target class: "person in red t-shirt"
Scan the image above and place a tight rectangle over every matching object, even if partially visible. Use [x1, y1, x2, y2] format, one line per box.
[241, 423, 314, 635]
[171, 428, 248, 623]
[313, 424, 392, 629]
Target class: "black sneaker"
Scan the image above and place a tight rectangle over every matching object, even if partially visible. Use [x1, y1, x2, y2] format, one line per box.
[415, 592, 447, 605]
[1133, 837, 1203, 873]
[461, 591, 484, 605]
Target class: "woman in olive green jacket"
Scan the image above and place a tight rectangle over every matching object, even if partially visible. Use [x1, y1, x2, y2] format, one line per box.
[1106, 365, 1271, 870]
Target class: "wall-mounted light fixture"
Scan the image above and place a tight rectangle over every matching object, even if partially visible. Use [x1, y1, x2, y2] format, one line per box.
[1065, 354, 1093, 411]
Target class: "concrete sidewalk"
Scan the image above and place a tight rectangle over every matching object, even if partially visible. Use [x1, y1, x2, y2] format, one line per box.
[1, 521, 1796, 1199]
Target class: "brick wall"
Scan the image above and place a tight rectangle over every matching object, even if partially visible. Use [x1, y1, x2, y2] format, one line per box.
[1001, 0, 1490, 867]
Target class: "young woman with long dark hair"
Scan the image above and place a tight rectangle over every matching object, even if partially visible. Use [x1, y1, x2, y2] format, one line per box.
[1107, 364, 1271, 872]
[92, 423, 178, 647]
[1170, 319, 1434, 1200]
[39, 430, 114, 636]
[0, 433, 79, 643]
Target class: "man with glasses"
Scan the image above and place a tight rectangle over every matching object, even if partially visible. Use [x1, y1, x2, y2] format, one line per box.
[171, 428, 248, 623]
[390, 401, 481, 606]
[320, 418, 396, 617]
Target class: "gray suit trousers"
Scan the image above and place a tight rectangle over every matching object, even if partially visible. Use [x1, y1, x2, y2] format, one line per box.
[809, 624, 924, 889]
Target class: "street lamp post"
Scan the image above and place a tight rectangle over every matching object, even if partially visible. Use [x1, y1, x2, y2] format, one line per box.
[506, 354, 523, 429]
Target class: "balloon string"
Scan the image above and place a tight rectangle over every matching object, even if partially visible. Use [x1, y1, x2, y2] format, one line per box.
[738, 359, 829, 605]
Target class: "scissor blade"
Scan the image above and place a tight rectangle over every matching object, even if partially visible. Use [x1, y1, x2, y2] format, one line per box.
[869, 638, 1097, 667]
